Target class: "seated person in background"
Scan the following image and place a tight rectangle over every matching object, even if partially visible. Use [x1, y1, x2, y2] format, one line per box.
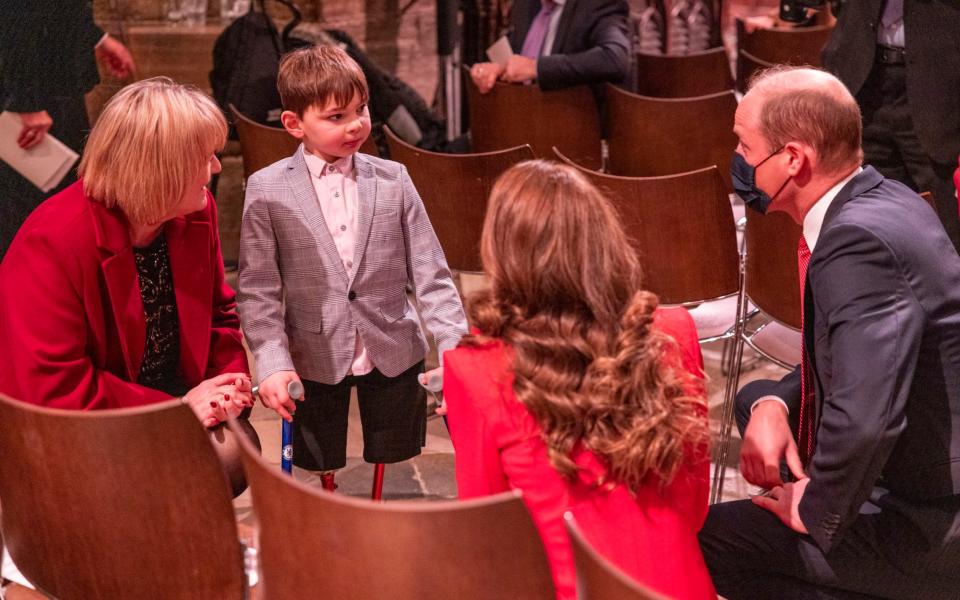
[468, 0, 632, 93]
[443, 160, 716, 600]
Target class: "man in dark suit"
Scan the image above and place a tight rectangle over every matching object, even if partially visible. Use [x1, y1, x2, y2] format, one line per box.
[0, 0, 134, 260]
[700, 66, 960, 598]
[467, 0, 632, 92]
[822, 0, 960, 254]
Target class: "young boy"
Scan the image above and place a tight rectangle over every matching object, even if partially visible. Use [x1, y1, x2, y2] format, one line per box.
[237, 45, 468, 487]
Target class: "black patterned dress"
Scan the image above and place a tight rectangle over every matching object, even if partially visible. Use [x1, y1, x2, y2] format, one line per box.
[133, 234, 188, 397]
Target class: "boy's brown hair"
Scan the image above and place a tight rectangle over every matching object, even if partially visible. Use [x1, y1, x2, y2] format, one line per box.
[278, 45, 369, 116]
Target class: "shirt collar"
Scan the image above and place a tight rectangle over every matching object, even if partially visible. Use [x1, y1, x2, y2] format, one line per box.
[302, 148, 354, 179]
[802, 167, 861, 251]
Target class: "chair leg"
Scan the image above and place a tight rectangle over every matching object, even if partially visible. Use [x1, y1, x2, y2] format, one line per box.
[371, 463, 385, 501]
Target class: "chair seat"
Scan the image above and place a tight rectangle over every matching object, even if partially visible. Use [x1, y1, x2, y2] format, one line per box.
[747, 320, 801, 368]
[687, 295, 744, 341]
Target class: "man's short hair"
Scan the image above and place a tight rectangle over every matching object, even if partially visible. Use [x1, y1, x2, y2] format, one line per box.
[277, 45, 369, 116]
[79, 78, 226, 226]
[748, 66, 863, 172]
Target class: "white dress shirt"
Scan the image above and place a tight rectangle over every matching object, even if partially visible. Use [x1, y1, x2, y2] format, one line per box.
[302, 149, 373, 376]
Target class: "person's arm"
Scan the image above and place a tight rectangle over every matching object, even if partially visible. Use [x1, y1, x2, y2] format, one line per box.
[443, 349, 511, 497]
[237, 175, 295, 382]
[203, 190, 249, 379]
[536, 0, 632, 90]
[0, 233, 170, 410]
[798, 224, 921, 552]
[398, 165, 469, 365]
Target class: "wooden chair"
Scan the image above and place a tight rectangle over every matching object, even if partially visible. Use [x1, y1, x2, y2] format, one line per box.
[564, 514, 668, 600]
[737, 20, 834, 67]
[229, 419, 555, 600]
[634, 47, 734, 98]
[230, 104, 378, 181]
[0, 395, 245, 599]
[384, 126, 534, 272]
[466, 76, 603, 169]
[736, 49, 778, 94]
[711, 204, 804, 502]
[553, 149, 739, 308]
[605, 85, 738, 190]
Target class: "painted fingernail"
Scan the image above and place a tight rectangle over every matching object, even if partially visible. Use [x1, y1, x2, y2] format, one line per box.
[224, 394, 231, 401]
[210, 401, 219, 408]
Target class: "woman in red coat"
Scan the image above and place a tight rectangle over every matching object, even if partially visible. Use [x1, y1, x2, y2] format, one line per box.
[443, 160, 716, 599]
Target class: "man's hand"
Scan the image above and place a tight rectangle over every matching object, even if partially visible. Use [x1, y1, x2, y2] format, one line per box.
[95, 34, 136, 78]
[16, 111, 53, 149]
[501, 55, 538, 83]
[470, 62, 505, 94]
[257, 370, 303, 423]
[752, 478, 810, 534]
[740, 400, 806, 488]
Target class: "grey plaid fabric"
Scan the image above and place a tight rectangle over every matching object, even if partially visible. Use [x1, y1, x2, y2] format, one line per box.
[238, 148, 468, 385]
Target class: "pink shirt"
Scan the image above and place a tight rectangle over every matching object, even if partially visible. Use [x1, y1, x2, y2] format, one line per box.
[303, 149, 373, 376]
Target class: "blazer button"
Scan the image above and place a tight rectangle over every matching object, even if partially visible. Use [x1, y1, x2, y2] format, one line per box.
[348, 291, 356, 301]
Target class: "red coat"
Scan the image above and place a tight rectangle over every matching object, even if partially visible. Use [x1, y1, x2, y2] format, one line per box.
[444, 307, 716, 600]
[0, 181, 248, 409]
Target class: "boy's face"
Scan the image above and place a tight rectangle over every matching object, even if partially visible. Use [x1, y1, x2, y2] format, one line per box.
[280, 92, 371, 163]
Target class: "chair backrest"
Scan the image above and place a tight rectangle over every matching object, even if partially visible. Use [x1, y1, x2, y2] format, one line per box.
[384, 126, 534, 272]
[231, 104, 301, 180]
[737, 20, 834, 66]
[744, 204, 803, 330]
[466, 75, 603, 169]
[564, 514, 667, 600]
[230, 104, 379, 180]
[736, 49, 777, 94]
[634, 47, 734, 98]
[0, 395, 244, 600]
[605, 85, 738, 191]
[229, 420, 556, 600]
[554, 148, 739, 305]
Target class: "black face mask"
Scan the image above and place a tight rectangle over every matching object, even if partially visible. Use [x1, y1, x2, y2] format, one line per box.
[731, 148, 786, 213]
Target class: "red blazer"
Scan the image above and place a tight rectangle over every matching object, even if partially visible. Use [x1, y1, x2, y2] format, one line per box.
[444, 307, 716, 600]
[0, 181, 248, 409]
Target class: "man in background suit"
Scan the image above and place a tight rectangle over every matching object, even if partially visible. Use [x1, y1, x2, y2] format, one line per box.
[700, 66, 960, 598]
[0, 0, 134, 260]
[467, 0, 632, 92]
[822, 0, 960, 253]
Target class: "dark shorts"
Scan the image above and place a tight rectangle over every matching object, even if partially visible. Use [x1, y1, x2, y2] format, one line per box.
[292, 361, 427, 471]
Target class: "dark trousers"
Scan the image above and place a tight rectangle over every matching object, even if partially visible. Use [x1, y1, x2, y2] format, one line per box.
[0, 94, 89, 260]
[700, 492, 960, 599]
[706, 382, 960, 599]
[293, 361, 427, 471]
[858, 62, 960, 254]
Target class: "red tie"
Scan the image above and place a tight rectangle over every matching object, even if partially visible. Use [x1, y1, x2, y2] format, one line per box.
[797, 237, 816, 466]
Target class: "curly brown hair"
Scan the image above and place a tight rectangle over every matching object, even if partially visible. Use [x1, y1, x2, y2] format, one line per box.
[462, 160, 709, 490]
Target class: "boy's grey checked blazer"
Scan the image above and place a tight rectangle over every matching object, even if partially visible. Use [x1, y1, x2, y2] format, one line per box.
[237, 148, 468, 385]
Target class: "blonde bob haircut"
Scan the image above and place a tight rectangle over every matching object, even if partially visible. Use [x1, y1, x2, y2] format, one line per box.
[79, 77, 227, 226]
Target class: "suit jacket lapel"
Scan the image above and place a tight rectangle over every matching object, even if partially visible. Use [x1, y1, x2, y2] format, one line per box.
[93, 202, 145, 382]
[510, 0, 537, 50]
[821, 166, 884, 231]
[166, 214, 211, 385]
[351, 154, 377, 287]
[550, 0, 578, 54]
[286, 146, 349, 283]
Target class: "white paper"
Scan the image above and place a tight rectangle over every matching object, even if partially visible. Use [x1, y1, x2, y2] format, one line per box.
[0, 111, 80, 192]
[486, 36, 514, 66]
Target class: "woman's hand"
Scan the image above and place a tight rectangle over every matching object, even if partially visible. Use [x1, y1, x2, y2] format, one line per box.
[183, 372, 252, 428]
[256, 370, 303, 423]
